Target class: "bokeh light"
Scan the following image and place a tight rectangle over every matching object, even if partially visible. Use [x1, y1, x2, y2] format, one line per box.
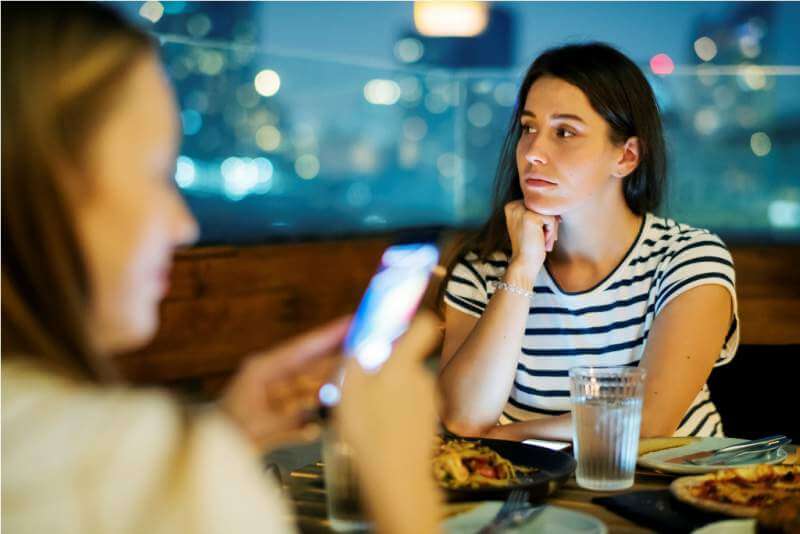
[739, 65, 767, 91]
[363, 79, 401, 106]
[255, 125, 282, 152]
[493, 82, 517, 107]
[180, 109, 203, 136]
[693, 37, 718, 62]
[394, 38, 424, 63]
[467, 102, 492, 128]
[295, 154, 320, 180]
[402, 117, 428, 141]
[254, 69, 281, 97]
[750, 132, 772, 157]
[694, 108, 720, 136]
[414, 1, 489, 37]
[186, 14, 212, 38]
[175, 156, 196, 188]
[768, 200, 800, 229]
[139, 1, 164, 23]
[649, 53, 675, 75]
[221, 157, 274, 200]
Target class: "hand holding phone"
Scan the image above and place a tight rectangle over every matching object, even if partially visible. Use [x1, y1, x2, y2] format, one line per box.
[318, 242, 439, 406]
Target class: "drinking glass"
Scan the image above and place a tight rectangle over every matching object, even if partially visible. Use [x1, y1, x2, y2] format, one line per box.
[569, 366, 646, 491]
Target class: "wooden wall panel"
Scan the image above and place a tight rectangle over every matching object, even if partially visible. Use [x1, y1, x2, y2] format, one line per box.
[114, 238, 392, 383]
[114, 241, 799, 389]
[730, 246, 800, 345]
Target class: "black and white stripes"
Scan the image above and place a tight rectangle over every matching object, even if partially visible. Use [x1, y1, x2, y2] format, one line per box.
[444, 213, 739, 437]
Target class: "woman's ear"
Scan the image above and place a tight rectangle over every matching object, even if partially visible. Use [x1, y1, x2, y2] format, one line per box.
[613, 136, 641, 178]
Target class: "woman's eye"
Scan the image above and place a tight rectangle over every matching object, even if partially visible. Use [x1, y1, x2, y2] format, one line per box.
[521, 125, 537, 135]
[556, 128, 575, 138]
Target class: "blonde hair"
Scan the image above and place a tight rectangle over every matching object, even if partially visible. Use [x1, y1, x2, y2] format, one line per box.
[2, 3, 155, 381]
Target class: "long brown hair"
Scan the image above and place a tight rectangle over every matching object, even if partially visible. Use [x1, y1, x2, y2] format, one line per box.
[2, 3, 155, 381]
[440, 42, 667, 307]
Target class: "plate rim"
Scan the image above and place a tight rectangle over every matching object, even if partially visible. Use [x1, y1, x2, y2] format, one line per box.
[638, 437, 788, 474]
[444, 502, 608, 533]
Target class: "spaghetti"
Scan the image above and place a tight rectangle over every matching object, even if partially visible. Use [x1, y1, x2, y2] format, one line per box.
[433, 438, 536, 489]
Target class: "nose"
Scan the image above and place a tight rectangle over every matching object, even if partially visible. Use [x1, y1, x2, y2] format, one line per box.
[523, 133, 548, 166]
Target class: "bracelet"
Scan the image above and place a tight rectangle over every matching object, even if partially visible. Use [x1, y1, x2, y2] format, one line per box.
[490, 281, 534, 299]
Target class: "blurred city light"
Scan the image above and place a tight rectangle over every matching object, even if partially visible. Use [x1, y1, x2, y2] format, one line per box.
[254, 69, 281, 97]
[394, 38, 425, 63]
[198, 51, 225, 76]
[187, 13, 212, 37]
[175, 156, 196, 188]
[255, 125, 282, 152]
[402, 117, 428, 141]
[739, 65, 767, 90]
[364, 79, 401, 106]
[221, 157, 274, 200]
[413, 1, 489, 37]
[467, 102, 492, 128]
[398, 76, 423, 103]
[181, 109, 203, 136]
[138, 1, 164, 23]
[768, 200, 800, 228]
[694, 37, 718, 62]
[750, 132, 772, 157]
[694, 108, 720, 136]
[493, 82, 517, 107]
[649, 53, 675, 75]
[739, 35, 762, 58]
[295, 154, 320, 180]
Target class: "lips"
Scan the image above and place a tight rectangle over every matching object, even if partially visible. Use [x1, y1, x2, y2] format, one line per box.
[523, 173, 557, 188]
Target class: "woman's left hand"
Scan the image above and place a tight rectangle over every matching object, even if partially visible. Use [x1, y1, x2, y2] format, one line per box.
[220, 317, 350, 451]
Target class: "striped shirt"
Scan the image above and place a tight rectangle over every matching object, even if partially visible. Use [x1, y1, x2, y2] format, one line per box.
[444, 213, 739, 437]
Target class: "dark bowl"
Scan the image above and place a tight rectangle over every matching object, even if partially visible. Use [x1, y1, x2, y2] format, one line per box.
[441, 437, 576, 503]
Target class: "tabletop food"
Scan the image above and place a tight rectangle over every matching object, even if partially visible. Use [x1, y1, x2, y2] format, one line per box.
[433, 438, 537, 490]
[670, 465, 800, 517]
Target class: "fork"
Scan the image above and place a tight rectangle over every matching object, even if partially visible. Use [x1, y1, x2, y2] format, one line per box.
[477, 489, 530, 534]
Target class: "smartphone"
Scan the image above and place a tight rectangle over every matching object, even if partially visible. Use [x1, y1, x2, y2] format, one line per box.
[318, 242, 439, 407]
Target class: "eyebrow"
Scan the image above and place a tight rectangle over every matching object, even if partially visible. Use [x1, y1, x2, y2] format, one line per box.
[520, 110, 586, 123]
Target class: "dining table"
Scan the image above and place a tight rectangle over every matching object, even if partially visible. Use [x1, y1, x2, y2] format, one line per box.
[284, 442, 798, 534]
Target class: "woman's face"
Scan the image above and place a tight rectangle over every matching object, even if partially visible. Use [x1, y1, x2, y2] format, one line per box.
[515, 75, 627, 216]
[75, 53, 198, 355]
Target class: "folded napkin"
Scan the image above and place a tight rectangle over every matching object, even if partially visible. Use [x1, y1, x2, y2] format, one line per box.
[592, 489, 730, 533]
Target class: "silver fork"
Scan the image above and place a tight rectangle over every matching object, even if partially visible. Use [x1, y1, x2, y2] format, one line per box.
[477, 489, 530, 534]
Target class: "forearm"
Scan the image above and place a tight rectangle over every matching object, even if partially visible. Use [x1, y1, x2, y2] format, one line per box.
[484, 414, 574, 442]
[439, 266, 537, 433]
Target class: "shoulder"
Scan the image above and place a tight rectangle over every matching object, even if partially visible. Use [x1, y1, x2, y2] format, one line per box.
[646, 214, 732, 267]
[2, 360, 184, 456]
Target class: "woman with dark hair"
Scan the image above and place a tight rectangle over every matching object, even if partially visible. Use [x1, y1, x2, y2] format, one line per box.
[439, 43, 738, 441]
[2, 4, 441, 533]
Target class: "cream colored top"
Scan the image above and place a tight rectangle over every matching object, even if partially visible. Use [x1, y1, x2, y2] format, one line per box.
[2, 361, 297, 534]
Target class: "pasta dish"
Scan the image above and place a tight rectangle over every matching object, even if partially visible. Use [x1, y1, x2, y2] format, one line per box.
[433, 438, 536, 489]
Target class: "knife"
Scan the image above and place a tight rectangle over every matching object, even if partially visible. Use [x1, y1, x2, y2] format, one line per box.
[665, 434, 788, 465]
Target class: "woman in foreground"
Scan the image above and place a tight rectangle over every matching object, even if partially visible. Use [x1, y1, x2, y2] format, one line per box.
[2, 4, 441, 533]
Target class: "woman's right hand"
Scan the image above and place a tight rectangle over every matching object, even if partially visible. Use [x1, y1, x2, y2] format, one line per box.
[504, 200, 559, 284]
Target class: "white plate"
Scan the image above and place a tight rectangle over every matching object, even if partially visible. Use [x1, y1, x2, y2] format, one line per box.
[692, 519, 756, 533]
[638, 437, 787, 475]
[444, 502, 607, 534]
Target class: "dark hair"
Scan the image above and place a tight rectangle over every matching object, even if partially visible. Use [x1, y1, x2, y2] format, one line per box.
[471, 42, 667, 260]
[2, 3, 155, 381]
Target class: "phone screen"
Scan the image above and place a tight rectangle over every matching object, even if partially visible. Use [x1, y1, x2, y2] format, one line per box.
[318, 242, 439, 406]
